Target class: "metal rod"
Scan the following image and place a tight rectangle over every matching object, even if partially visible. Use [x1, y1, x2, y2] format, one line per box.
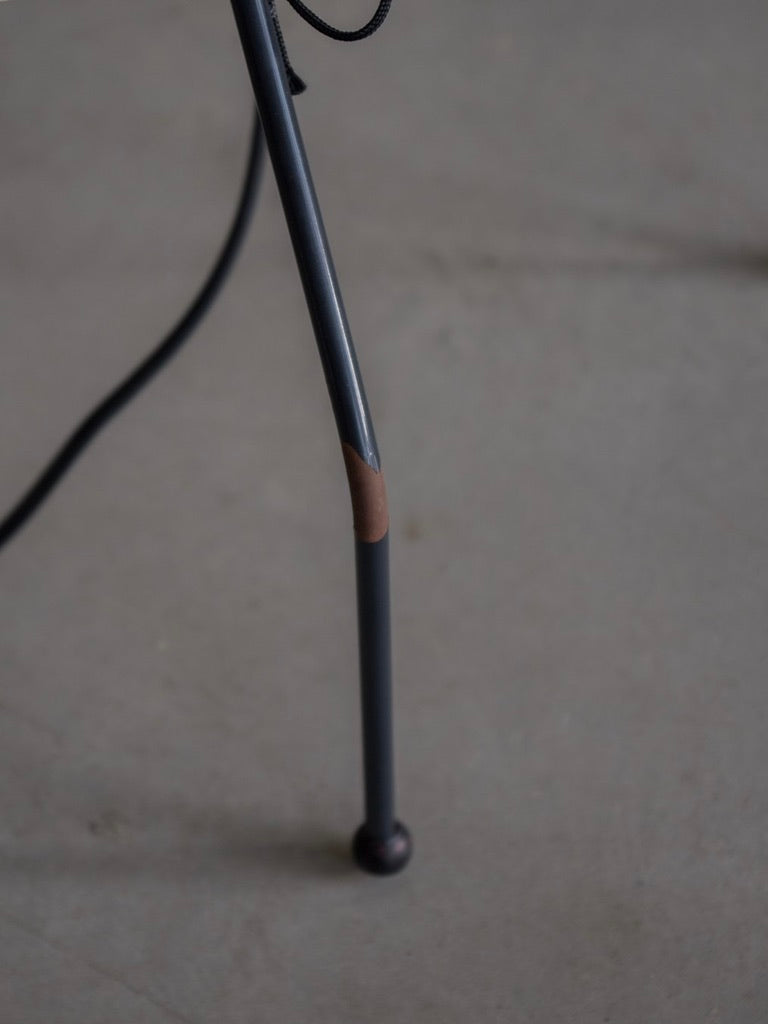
[230, 0, 378, 467]
[229, 0, 411, 875]
[355, 534, 394, 838]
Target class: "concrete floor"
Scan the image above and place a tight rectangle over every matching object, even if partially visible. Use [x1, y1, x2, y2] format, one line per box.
[2, 1, 768, 1020]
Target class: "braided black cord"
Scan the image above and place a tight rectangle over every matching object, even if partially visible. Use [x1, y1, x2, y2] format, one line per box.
[269, 0, 306, 94]
[284, 0, 392, 42]
[0, 109, 264, 550]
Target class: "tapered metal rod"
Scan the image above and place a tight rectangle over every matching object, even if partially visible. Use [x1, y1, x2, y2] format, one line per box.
[230, 0, 411, 874]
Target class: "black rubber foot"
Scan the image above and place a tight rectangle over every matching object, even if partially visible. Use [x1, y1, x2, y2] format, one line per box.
[352, 821, 412, 876]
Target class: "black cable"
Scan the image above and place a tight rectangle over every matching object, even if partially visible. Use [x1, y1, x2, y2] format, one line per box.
[268, 0, 307, 94]
[284, 0, 392, 41]
[0, 108, 264, 551]
[267, 0, 392, 99]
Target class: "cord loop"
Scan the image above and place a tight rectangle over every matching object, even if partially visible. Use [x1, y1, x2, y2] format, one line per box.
[285, 0, 392, 42]
[271, 0, 393, 94]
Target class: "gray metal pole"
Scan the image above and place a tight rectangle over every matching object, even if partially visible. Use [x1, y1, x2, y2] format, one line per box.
[230, 0, 411, 875]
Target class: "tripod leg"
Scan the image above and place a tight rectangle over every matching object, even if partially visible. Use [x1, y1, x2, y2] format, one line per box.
[230, 0, 412, 875]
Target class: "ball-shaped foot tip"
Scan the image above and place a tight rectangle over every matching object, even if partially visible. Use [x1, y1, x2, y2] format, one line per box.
[352, 821, 412, 876]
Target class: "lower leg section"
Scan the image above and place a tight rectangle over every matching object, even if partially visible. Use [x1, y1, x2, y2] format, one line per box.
[352, 532, 412, 875]
[229, 0, 410, 876]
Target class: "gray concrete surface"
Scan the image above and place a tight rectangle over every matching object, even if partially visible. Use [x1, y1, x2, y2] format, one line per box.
[2, 1, 768, 1021]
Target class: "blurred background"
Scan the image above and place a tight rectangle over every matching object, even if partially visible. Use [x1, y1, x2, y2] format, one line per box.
[2, 1, 768, 1020]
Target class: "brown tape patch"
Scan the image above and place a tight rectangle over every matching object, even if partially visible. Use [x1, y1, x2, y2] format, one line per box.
[342, 443, 389, 542]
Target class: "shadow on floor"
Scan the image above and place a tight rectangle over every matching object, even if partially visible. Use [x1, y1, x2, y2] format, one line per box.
[418, 221, 768, 282]
[0, 804, 358, 884]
